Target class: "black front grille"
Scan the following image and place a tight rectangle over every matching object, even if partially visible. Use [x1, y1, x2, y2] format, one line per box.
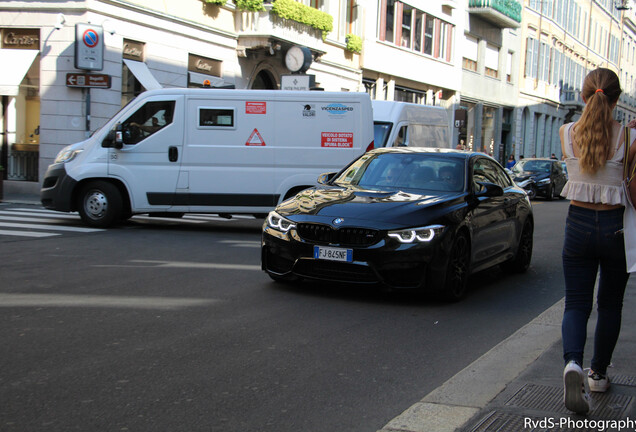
[297, 223, 380, 246]
[294, 259, 378, 283]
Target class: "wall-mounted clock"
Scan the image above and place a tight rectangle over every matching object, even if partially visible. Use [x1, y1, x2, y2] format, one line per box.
[285, 45, 312, 73]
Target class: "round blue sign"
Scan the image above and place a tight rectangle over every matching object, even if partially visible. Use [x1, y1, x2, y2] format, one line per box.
[83, 29, 99, 48]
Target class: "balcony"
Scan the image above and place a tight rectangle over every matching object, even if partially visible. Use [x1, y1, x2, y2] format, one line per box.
[468, 0, 522, 28]
[235, 5, 325, 57]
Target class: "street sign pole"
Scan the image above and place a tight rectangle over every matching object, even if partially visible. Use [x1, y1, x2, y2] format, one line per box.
[85, 88, 91, 138]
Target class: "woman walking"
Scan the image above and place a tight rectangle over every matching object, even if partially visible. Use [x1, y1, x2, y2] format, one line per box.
[559, 68, 635, 414]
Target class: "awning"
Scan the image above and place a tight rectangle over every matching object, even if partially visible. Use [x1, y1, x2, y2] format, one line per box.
[0, 49, 38, 96]
[123, 58, 162, 91]
[188, 71, 224, 87]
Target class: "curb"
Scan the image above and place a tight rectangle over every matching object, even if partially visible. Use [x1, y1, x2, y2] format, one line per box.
[377, 298, 564, 432]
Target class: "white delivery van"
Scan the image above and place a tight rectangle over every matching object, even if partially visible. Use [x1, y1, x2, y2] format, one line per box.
[372, 100, 451, 149]
[41, 89, 374, 227]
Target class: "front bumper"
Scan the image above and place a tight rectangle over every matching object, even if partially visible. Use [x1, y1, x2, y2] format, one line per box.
[40, 163, 77, 212]
[261, 224, 451, 291]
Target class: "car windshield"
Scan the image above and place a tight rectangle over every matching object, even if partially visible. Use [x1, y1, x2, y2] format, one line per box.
[512, 160, 551, 174]
[333, 152, 465, 192]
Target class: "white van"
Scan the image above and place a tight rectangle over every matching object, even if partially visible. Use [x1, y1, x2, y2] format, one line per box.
[372, 100, 451, 149]
[41, 89, 374, 227]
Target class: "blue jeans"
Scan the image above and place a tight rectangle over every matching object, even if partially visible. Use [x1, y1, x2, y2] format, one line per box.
[562, 205, 629, 374]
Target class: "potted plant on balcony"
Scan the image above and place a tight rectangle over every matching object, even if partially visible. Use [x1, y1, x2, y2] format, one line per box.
[271, 0, 333, 40]
[201, 0, 227, 5]
[345, 34, 362, 54]
[234, 0, 265, 11]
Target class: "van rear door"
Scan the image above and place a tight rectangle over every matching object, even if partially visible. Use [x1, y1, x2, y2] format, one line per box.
[108, 95, 184, 209]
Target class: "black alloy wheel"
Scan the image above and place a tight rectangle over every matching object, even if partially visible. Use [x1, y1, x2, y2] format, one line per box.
[442, 231, 471, 302]
[502, 219, 533, 273]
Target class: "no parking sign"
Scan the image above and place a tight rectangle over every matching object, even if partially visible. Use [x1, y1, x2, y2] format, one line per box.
[75, 23, 104, 70]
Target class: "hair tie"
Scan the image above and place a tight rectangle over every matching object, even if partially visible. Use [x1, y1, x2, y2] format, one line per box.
[595, 88, 604, 94]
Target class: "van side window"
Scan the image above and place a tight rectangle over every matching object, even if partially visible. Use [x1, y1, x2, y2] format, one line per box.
[199, 108, 234, 127]
[123, 101, 175, 145]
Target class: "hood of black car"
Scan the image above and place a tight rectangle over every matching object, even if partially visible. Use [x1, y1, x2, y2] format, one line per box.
[513, 171, 549, 181]
[276, 186, 465, 229]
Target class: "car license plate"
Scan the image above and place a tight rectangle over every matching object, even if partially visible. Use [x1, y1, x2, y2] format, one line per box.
[313, 246, 353, 262]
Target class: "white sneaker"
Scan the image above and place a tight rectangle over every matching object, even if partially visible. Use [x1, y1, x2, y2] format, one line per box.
[588, 370, 610, 393]
[564, 360, 591, 414]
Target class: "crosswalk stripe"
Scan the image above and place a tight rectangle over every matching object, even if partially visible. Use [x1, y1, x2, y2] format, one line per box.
[0, 222, 103, 232]
[0, 210, 80, 219]
[0, 229, 60, 237]
[0, 215, 82, 224]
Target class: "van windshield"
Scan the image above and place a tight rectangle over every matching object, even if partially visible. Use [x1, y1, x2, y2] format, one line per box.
[373, 122, 392, 148]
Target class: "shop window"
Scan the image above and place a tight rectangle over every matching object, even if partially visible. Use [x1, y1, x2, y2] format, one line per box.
[395, 86, 424, 104]
[122, 63, 144, 107]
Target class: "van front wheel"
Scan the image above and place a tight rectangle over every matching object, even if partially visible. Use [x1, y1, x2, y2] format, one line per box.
[77, 181, 122, 228]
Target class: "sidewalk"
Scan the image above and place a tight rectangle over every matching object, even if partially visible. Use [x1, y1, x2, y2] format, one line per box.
[379, 278, 636, 432]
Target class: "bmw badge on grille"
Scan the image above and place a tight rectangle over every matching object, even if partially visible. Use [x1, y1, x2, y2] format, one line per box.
[333, 218, 344, 225]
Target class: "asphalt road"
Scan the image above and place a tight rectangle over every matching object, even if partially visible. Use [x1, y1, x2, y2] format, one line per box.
[0, 199, 569, 432]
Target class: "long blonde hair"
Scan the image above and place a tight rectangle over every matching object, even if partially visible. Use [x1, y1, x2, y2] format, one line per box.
[573, 68, 622, 174]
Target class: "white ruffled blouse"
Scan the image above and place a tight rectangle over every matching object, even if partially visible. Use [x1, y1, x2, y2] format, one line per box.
[560, 123, 633, 205]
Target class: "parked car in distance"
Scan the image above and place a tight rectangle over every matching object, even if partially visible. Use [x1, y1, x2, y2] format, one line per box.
[261, 147, 534, 302]
[561, 161, 568, 180]
[511, 158, 567, 200]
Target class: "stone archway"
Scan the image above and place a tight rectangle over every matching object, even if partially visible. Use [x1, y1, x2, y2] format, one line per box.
[251, 69, 277, 89]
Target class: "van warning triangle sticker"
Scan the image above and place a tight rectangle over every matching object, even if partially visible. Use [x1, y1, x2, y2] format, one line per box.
[246, 128, 265, 146]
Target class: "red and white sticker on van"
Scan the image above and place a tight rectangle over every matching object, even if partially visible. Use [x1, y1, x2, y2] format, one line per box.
[321, 132, 353, 148]
[246, 128, 266, 146]
[246, 101, 266, 114]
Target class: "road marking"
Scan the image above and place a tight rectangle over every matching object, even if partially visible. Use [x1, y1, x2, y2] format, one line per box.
[0, 229, 60, 237]
[0, 210, 80, 219]
[379, 298, 564, 432]
[92, 260, 261, 271]
[0, 222, 103, 232]
[0, 293, 216, 309]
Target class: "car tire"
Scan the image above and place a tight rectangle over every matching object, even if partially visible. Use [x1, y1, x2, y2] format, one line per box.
[527, 186, 537, 200]
[546, 182, 553, 201]
[441, 231, 470, 302]
[77, 181, 122, 228]
[503, 219, 533, 273]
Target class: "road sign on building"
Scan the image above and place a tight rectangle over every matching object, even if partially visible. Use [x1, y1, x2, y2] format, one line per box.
[75, 23, 104, 70]
[66, 73, 111, 89]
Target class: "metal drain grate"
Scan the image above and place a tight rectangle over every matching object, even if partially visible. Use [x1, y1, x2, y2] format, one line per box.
[612, 374, 636, 387]
[466, 411, 599, 432]
[505, 383, 632, 419]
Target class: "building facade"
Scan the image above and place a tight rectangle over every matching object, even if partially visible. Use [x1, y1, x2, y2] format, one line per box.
[1, 0, 635, 194]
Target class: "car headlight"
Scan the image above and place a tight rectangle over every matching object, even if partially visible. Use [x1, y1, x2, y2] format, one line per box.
[54, 147, 83, 163]
[267, 211, 296, 233]
[388, 225, 445, 243]
[537, 178, 550, 185]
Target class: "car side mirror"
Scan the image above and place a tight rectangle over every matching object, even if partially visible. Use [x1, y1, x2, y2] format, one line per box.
[475, 181, 504, 197]
[317, 172, 337, 185]
[102, 123, 123, 149]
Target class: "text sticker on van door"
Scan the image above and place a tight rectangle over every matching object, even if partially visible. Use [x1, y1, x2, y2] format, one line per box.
[246, 128, 266, 146]
[321, 132, 353, 148]
[246, 101, 266, 114]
